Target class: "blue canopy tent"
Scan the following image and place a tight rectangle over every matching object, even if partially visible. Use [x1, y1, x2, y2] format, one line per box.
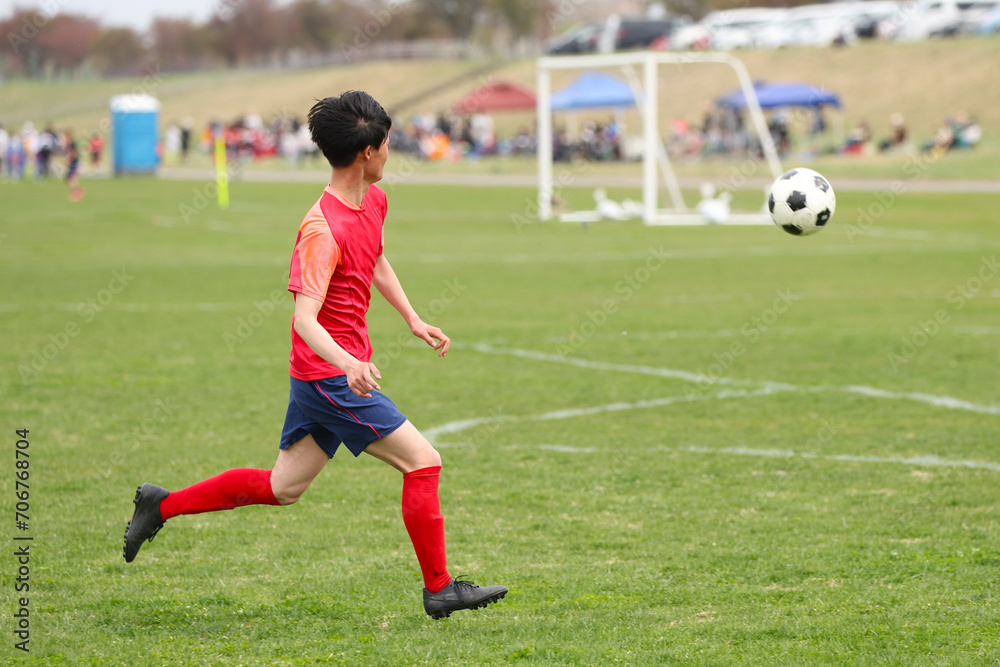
[716, 81, 841, 110]
[716, 81, 843, 153]
[550, 71, 636, 109]
[549, 71, 637, 160]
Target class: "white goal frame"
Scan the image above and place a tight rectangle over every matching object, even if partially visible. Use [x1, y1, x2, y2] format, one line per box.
[536, 51, 784, 226]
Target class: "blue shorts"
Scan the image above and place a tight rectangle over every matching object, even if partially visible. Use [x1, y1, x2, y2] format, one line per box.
[280, 376, 407, 458]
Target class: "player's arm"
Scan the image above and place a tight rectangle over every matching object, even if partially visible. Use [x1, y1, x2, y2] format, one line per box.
[372, 254, 450, 357]
[293, 293, 381, 398]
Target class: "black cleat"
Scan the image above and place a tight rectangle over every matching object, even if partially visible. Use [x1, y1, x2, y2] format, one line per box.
[423, 577, 508, 619]
[123, 483, 169, 563]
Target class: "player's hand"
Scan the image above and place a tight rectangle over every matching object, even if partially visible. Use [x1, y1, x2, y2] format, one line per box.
[410, 321, 450, 357]
[345, 359, 381, 398]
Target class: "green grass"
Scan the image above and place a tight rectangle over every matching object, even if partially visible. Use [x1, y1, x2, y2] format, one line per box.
[1, 176, 999, 665]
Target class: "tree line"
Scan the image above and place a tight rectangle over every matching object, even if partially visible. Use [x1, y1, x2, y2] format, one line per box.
[1, 0, 554, 78]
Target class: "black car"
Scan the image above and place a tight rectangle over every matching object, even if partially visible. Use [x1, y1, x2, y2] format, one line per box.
[545, 24, 602, 54]
[613, 17, 690, 49]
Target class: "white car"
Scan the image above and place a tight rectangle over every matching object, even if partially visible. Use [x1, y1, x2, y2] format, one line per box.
[671, 8, 788, 50]
[756, 16, 856, 48]
[756, 2, 901, 48]
[878, 0, 998, 39]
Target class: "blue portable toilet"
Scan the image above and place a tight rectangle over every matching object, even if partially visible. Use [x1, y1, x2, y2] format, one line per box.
[110, 94, 160, 175]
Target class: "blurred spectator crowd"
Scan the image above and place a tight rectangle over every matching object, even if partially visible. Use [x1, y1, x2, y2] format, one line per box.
[165, 110, 540, 167]
[0, 121, 102, 181]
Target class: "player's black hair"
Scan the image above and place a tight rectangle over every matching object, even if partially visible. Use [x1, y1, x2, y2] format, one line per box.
[307, 91, 391, 168]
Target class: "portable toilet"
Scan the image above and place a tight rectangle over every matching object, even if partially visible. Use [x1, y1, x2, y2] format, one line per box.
[110, 94, 160, 175]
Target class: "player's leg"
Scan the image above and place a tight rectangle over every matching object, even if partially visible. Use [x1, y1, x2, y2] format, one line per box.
[161, 432, 330, 517]
[366, 421, 507, 618]
[68, 169, 84, 201]
[123, 387, 334, 564]
[270, 433, 330, 504]
[122, 436, 329, 563]
[124, 383, 341, 562]
[364, 419, 440, 473]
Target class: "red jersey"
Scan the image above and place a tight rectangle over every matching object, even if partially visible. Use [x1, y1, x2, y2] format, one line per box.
[287, 184, 387, 380]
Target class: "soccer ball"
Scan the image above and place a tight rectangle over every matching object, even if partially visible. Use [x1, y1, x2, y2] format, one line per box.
[767, 168, 836, 236]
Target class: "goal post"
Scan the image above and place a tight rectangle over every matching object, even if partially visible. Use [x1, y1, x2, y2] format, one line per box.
[536, 51, 784, 225]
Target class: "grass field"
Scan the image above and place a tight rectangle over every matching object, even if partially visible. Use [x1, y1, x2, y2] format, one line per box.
[1, 175, 999, 665]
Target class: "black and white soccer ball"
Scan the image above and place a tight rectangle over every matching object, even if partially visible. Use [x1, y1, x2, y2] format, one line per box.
[767, 168, 836, 236]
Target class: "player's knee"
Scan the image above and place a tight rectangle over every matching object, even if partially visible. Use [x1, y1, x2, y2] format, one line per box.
[272, 483, 306, 506]
[425, 446, 442, 469]
[274, 490, 301, 506]
[407, 445, 441, 471]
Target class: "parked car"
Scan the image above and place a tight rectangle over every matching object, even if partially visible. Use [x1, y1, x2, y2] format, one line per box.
[671, 8, 788, 50]
[755, 2, 902, 48]
[547, 16, 692, 54]
[976, 4, 1000, 31]
[957, 0, 1000, 31]
[756, 15, 857, 48]
[854, 3, 905, 38]
[613, 16, 691, 50]
[545, 24, 601, 54]
[878, 0, 999, 39]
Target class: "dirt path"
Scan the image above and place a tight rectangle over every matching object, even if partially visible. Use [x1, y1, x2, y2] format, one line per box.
[159, 166, 1000, 193]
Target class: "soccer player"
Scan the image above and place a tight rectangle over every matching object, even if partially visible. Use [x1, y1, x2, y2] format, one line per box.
[123, 91, 507, 619]
[65, 131, 84, 201]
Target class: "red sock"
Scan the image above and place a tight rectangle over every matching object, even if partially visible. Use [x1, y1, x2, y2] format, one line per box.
[159, 468, 280, 521]
[402, 466, 451, 593]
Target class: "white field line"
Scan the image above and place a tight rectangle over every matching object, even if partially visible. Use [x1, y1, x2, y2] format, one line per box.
[458, 343, 1000, 416]
[953, 326, 1000, 335]
[660, 446, 1000, 472]
[407, 242, 999, 264]
[428, 396, 1000, 472]
[425, 386, 790, 443]
[853, 228, 936, 241]
[529, 443, 1000, 472]
[546, 325, 1000, 343]
[851, 228, 984, 243]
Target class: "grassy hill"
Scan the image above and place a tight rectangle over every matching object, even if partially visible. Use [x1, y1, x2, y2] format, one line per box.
[2, 37, 997, 178]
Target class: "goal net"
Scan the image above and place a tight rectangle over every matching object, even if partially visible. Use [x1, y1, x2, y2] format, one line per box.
[536, 51, 784, 226]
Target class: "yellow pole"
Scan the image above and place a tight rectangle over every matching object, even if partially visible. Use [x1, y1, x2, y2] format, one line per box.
[215, 131, 229, 210]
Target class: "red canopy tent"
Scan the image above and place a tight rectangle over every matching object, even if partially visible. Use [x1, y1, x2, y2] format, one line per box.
[452, 80, 536, 114]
